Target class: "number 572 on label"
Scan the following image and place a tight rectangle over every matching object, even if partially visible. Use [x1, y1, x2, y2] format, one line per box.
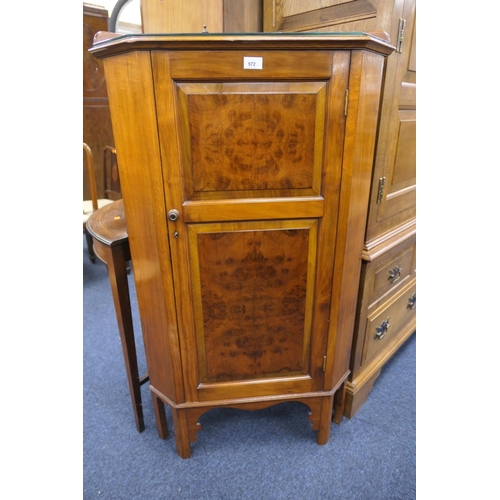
[243, 57, 263, 70]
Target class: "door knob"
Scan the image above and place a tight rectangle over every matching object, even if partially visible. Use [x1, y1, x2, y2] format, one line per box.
[168, 209, 180, 222]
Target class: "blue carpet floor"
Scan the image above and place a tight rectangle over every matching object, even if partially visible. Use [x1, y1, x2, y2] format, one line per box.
[83, 236, 416, 499]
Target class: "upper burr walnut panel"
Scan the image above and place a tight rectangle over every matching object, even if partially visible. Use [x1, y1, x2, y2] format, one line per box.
[175, 82, 327, 199]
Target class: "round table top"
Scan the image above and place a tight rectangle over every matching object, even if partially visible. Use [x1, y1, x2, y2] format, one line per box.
[86, 198, 128, 246]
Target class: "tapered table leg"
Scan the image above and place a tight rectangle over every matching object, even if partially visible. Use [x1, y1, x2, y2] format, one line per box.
[86, 200, 149, 433]
[105, 243, 146, 432]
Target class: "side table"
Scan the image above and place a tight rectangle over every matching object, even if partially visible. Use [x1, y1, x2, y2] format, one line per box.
[86, 199, 149, 432]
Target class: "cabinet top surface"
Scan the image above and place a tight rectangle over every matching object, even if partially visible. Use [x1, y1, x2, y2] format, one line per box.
[90, 31, 395, 58]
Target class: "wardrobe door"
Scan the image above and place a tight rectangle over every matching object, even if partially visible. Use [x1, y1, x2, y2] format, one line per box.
[366, 5, 416, 239]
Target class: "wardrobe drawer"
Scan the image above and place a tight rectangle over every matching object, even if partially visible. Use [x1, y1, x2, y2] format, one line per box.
[371, 241, 415, 307]
[362, 280, 416, 365]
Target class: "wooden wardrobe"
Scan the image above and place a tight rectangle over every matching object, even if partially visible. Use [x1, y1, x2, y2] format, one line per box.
[263, 0, 417, 417]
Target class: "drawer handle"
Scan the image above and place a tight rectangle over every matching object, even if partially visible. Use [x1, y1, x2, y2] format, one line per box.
[374, 317, 390, 340]
[407, 293, 416, 310]
[388, 264, 403, 284]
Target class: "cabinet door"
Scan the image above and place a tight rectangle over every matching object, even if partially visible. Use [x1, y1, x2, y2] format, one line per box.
[152, 50, 350, 402]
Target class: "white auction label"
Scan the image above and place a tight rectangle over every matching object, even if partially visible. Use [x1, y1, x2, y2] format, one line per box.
[243, 57, 263, 70]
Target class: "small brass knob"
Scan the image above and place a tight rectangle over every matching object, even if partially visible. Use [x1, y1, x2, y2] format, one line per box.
[168, 209, 180, 222]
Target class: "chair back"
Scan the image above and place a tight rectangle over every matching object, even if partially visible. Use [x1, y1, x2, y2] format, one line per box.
[83, 142, 99, 212]
[103, 146, 122, 200]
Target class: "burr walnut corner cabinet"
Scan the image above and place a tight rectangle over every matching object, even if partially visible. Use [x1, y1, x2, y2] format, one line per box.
[90, 32, 394, 458]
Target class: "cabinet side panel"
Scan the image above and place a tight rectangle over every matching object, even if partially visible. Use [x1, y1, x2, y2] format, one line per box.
[102, 51, 184, 403]
[326, 50, 385, 388]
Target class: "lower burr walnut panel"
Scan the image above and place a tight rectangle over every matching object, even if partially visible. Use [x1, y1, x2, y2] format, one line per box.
[190, 221, 316, 383]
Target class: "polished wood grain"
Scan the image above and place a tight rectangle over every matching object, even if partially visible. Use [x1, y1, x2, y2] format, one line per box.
[99, 50, 186, 406]
[181, 197, 325, 222]
[325, 48, 386, 395]
[86, 198, 128, 245]
[90, 33, 394, 58]
[169, 50, 336, 81]
[93, 33, 393, 458]
[150, 385, 339, 458]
